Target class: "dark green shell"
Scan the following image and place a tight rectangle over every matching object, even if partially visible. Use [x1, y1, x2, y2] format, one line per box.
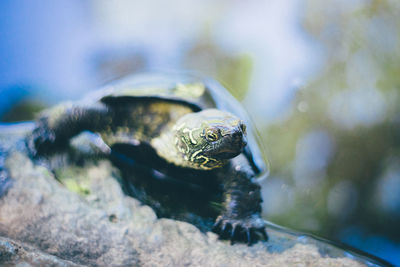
[87, 73, 269, 180]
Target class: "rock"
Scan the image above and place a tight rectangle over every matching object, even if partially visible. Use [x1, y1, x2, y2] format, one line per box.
[0, 123, 382, 266]
[0, 236, 81, 267]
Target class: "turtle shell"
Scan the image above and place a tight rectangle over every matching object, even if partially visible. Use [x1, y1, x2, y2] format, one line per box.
[90, 73, 269, 180]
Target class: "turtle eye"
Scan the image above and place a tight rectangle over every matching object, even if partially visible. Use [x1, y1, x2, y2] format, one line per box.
[205, 128, 219, 142]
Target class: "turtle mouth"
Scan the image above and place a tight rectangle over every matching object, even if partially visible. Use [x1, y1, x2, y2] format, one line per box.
[216, 151, 242, 159]
[213, 140, 246, 159]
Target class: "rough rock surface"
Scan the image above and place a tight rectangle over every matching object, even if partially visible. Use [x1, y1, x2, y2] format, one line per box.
[0, 123, 380, 266]
[0, 236, 80, 267]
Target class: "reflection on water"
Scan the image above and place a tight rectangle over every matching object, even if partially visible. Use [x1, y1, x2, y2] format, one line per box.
[0, 0, 399, 265]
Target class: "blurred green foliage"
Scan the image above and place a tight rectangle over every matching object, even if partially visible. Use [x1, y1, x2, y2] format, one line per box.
[1, 100, 46, 122]
[184, 38, 253, 101]
[261, 0, 400, 245]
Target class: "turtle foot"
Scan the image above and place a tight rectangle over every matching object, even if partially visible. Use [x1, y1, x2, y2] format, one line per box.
[212, 214, 268, 245]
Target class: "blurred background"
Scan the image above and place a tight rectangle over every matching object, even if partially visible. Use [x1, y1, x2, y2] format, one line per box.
[0, 0, 399, 265]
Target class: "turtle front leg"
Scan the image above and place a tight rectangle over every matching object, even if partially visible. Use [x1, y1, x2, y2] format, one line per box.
[27, 103, 110, 156]
[213, 157, 268, 245]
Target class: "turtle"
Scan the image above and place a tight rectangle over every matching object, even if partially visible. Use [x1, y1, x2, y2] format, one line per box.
[27, 73, 269, 244]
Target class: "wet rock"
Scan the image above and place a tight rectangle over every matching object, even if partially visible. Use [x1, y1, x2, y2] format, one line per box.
[0, 123, 379, 266]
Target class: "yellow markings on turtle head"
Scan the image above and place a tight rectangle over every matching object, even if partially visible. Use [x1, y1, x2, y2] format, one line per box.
[198, 156, 212, 170]
[190, 149, 202, 162]
[182, 127, 200, 145]
[199, 156, 220, 170]
[189, 149, 221, 170]
[180, 136, 190, 153]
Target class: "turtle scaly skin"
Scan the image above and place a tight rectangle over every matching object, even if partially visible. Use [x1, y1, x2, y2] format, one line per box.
[27, 74, 268, 244]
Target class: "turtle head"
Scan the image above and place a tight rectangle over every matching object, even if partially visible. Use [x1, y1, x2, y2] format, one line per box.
[172, 109, 247, 170]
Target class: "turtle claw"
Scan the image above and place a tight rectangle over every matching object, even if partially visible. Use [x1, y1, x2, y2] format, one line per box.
[220, 223, 227, 235]
[261, 228, 269, 241]
[229, 223, 240, 245]
[231, 223, 239, 239]
[246, 229, 252, 245]
[212, 217, 222, 230]
[212, 215, 268, 245]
